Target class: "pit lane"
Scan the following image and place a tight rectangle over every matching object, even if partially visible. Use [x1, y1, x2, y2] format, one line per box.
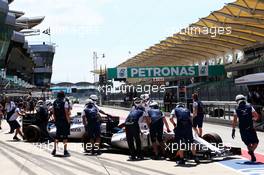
[0, 105, 263, 175]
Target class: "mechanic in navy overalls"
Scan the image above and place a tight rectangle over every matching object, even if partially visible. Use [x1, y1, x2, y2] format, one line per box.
[170, 103, 200, 165]
[232, 94, 260, 162]
[147, 101, 170, 160]
[125, 97, 147, 160]
[192, 93, 204, 137]
[82, 99, 102, 155]
[52, 91, 71, 157]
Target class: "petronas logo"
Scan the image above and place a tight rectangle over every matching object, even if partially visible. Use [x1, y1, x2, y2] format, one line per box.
[200, 67, 206, 74]
[199, 65, 208, 76]
[117, 67, 127, 78]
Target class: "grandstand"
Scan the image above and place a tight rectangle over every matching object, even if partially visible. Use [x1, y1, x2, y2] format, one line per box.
[0, 0, 56, 93]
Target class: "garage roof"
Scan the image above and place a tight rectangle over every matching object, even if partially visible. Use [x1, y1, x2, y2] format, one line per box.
[119, 0, 264, 67]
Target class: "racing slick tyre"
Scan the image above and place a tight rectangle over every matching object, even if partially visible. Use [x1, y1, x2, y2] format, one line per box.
[202, 133, 223, 147]
[24, 125, 41, 142]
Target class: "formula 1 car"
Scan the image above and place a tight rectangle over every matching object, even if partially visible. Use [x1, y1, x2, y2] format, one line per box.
[22, 112, 120, 143]
[23, 112, 241, 160]
[48, 113, 120, 144]
[111, 123, 242, 160]
[49, 115, 241, 160]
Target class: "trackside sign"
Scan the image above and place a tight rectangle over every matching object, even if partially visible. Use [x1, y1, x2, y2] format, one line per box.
[107, 65, 225, 79]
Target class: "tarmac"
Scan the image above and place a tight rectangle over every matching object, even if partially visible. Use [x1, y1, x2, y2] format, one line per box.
[0, 105, 263, 175]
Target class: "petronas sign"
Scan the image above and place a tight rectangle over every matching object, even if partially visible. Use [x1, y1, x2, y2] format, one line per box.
[107, 65, 225, 79]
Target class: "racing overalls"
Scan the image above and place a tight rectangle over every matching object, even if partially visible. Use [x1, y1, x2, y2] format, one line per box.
[193, 100, 204, 128]
[174, 107, 193, 145]
[235, 104, 259, 146]
[148, 108, 164, 143]
[84, 104, 100, 139]
[125, 106, 145, 158]
[36, 106, 49, 140]
[53, 98, 70, 139]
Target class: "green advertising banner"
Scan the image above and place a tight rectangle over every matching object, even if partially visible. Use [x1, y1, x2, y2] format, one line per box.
[107, 65, 225, 79]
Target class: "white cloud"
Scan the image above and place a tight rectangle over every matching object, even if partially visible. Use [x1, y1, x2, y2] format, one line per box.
[10, 0, 106, 30]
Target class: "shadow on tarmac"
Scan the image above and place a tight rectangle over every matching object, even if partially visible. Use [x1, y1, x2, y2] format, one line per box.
[5, 139, 22, 142]
[100, 148, 242, 166]
[4, 132, 14, 134]
[53, 154, 69, 158]
[28, 140, 245, 168]
[237, 161, 264, 165]
[175, 163, 197, 168]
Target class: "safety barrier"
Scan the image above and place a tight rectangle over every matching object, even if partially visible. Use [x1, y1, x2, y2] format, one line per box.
[190, 101, 264, 131]
[103, 100, 264, 132]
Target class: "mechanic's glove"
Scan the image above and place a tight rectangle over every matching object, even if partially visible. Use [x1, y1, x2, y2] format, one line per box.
[231, 129, 236, 139]
[105, 113, 111, 117]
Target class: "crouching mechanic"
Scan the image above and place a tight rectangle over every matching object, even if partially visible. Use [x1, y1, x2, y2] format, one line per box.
[170, 103, 199, 165]
[82, 99, 102, 155]
[147, 101, 170, 160]
[232, 94, 260, 162]
[125, 98, 147, 160]
[36, 100, 50, 141]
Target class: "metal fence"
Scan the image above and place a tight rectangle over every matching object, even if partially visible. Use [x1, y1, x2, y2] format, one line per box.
[189, 101, 264, 131]
[103, 100, 264, 131]
[187, 79, 248, 101]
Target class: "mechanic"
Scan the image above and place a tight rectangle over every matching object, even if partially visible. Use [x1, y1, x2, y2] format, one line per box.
[82, 99, 102, 155]
[9, 103, 25, 141]
[140, 94, 151, 111]
[51, 91, 71, 157]
[36, 100, 50, 141]
[192, 93, 204, 137]
[27, 96, 35, 114]
[5, 97, 16, 134]
[125, 97, 147, 160]
[0, 102, 3, 130]
[147, 101, 170, 160]
[232, 94, 260, 162]
[0, 96, 6, 129]
[170, 103, 199, 165]
[129, 94, 150, 111]
[46, 100, 54, 121]
[65, 97, 72, 115]
[89, 94, 111, 116]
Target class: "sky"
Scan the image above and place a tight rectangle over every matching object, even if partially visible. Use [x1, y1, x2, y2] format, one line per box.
[10, 0, 234, 83]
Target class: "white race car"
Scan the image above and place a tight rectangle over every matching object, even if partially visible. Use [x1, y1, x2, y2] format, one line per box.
[111, 126, 241, 160]
[23, 112, 241, 160]
[48, 113, 120, 142]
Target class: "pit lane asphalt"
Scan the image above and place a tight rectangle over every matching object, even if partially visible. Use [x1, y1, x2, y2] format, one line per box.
[0, 105, 263, 175]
